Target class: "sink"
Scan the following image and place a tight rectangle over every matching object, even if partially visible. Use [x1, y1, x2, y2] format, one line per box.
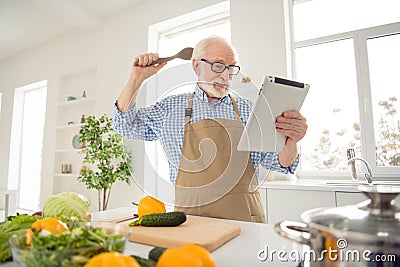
[320, 180, 400, 186]
[320, 180, 369, 186]
[373, 181, 400, 186]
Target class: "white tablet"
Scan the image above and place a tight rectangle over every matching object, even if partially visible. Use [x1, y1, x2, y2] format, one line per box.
[238, 75, 310, 152]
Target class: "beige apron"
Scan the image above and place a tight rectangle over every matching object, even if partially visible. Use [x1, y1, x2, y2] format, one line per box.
[174, 93, 266, 223]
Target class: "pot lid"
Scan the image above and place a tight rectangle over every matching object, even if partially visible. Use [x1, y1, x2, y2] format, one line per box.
[301, 185, 400, 244]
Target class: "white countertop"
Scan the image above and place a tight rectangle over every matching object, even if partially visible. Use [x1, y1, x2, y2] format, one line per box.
[123, 218, 306, 267]
[261, 178, 362, 192]
[93, 207, 306, 266]
[2, 207, 306, 267]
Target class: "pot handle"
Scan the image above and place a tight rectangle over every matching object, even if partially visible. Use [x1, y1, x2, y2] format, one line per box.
[275, 221, 312, 246]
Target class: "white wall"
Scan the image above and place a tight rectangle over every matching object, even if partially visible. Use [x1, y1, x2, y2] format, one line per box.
[0, 0, 291, 211]
[231, 0, 292, 85]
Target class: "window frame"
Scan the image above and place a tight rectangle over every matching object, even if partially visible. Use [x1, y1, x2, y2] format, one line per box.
[8, 80, 47, 211]
[294, 22, 400, 179]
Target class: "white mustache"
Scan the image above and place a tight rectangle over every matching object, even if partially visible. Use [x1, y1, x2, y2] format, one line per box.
[212, 79, 230, 89]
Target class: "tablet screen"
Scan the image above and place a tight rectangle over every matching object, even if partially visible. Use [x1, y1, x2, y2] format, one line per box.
[238, 76, 310, 152]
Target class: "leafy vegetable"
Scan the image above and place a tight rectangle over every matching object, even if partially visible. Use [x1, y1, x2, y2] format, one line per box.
[0, 214, 42, 263]
[10, 223, 126, 267]
[42, 192, 90, 221]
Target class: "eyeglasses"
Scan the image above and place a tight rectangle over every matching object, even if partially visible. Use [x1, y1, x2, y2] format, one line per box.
[200, 59, 240, 75]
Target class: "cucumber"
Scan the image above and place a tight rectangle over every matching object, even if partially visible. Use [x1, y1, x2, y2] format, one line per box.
[129, 211, 187, 227]
[130, 255, 156, 267]
[148, 247, 167, 262]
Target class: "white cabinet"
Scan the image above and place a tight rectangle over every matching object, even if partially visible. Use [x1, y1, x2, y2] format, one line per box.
[336, 191, 399, 206]
[263, 180, 400, 224]
[54, 69, 96, 180]
[266, 189, 335, 224]
[335, 192, 368, 206]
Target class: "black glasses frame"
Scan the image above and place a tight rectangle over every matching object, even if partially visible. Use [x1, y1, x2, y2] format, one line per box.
[200, 58, 240, 75]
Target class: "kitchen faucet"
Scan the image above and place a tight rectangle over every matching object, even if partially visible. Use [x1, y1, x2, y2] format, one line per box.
[347, 157, 373, 184]
[347, 148, 358, 181]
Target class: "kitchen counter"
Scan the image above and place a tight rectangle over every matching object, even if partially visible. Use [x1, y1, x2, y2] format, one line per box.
[123, 217, 305, 266]
[94, 207, 306, 266]
[2, 207, 306, 267]
[261, 178, 363, 192]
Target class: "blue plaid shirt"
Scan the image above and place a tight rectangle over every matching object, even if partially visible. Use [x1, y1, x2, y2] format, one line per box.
[113, 85, 299, 184]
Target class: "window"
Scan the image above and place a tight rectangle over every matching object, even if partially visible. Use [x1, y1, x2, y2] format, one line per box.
[368, 33, 400, 167]
[8, 80, 47, 211]
[293, 0, 400, 177]
[142, 2, 230, 200]
[296, 38, 360, 172]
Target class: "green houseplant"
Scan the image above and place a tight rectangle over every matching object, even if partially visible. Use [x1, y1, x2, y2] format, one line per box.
[78, 114, 132, 211]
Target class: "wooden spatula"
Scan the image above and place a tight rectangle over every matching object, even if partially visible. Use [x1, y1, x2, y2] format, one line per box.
[134, 47, 193, 66]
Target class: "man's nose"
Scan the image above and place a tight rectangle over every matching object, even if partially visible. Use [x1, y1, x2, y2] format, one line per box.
[219, 68, 230, 81]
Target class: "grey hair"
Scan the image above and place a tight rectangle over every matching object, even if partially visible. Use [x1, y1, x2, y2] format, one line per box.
[192, 36, 238, 62]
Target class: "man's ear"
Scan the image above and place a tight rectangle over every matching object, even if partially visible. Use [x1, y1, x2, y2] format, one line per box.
[192, 59, 201, 76]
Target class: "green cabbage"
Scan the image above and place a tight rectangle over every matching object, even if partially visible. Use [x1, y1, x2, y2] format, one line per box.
[43, 192, 90, 221]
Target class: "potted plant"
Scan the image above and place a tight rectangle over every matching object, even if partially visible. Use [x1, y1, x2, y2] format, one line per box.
[78, 114, 132, 211]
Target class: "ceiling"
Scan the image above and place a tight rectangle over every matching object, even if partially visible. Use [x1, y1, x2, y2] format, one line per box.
[0, 0, 143, 61]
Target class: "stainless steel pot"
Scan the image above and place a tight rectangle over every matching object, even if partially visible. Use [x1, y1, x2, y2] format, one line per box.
[275, 185, 400, 266]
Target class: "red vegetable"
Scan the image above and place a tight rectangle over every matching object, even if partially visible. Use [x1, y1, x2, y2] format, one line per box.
[32, 211, 42, 216]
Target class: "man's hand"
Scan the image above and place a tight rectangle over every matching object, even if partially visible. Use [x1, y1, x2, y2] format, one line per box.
[276, 111, 307, 167]
[276, 111, 307, 145]
[117, 53, 167, 113]
[132, 53, 167, 82]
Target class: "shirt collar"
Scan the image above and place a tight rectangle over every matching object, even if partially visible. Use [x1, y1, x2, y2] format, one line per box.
[194, 84, 232, 105]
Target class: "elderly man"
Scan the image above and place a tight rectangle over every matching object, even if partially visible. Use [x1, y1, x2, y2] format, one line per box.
[113, 36, 307, 223]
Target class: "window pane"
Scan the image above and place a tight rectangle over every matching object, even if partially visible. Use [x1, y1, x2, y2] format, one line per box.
[18, 86, 47, 211]
[294, 0, 400, 41]
[296, 39, 360, 171]
[368, 33, 400, 166]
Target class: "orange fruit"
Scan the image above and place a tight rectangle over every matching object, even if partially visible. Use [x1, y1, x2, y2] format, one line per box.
[26, 217, 68, 245]
[32, 217, 68, 234]
[26, 228, 34, 245]
[156, 247, 203, 267]
[84, 252, 140, 267]
[136, 196, 166, 218]
[180, 244, 217, 267]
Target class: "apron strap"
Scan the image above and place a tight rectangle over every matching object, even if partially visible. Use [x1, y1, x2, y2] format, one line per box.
[185, 92, 195, 124]
[229, 94, 241, 121]
[185, 92, 242, 123]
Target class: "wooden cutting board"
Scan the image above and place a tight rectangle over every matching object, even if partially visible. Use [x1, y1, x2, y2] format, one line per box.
[118, 216, 241, 252]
